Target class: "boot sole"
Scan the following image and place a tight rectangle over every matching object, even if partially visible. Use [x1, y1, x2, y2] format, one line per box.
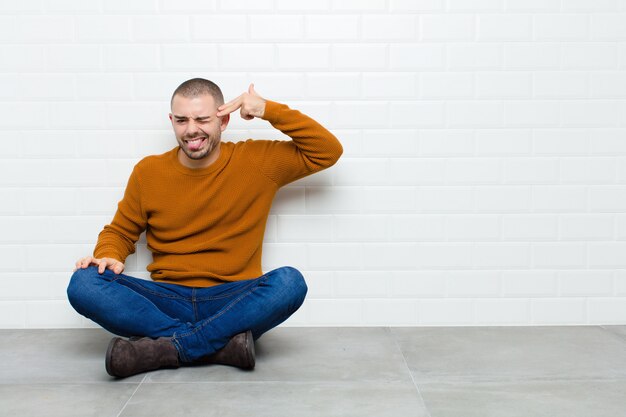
[244, 330, 255, 370]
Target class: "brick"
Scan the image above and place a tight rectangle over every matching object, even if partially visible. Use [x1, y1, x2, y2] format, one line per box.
[390, 0, 444, 11]
[420, 129, 474, 156]
[502, 215, 557, 239]
[363, 299, 418, 325]
[478, 14, 532, 40]
[561, 43, 619, 69]
[76, 16, 131, 42]
[447, 101, 504, 127]
[561, 100, 621, 127]
[305, 15, 359, 40]
[362, 243, 418, 269]
[391, 43, 445, 70]
[531, 299, 586, 324]
[192, 15, 246, 40]
[560, 157, 616, 183]
[533, 186, 586, 211]
[502, 271, 557, 297]
[420, 72, 474, 98]
[333, 215, 387, 242]
[306, 73, 359, 98]
[308, 243, 362, 269]
[334, 158, 388, 186]
[448, 0, 502, 11]
[332, 0, 385, 11]
[421, 14, 474, 41]
[15, 16, 74, 42]
[250, 15, 304, 40]
[332, 101, 388, 128]
[418, 299, 473, 325]
[534, 72, 588, 98]
[391, 101, 445, 127]
[363, 72, 416, 98]
[448, 43, 502, 69]
[471, 242, 531, 269]
[447, 271, 500, 296]
[534, 14, 589, 40]
[363, 15, 417, 40]
[132, 16, 190, 41]
[418, 186, 473, 212]
[504, 43, 560, 69]
[363, 129, 418, 157]
[445, 158, 501, 184]
[276, 215, 332, 242]
[334, 44, 387, 70]
[278, 44, 330, 70]
[475, 72, 531, 98]
[505, 101, 560, 127]
[504, 158, 559, 184]
[476, 129, 531, 155]
[388, 214, 446, 241]
[474, 186, 531, 212]
[387, 158, 445, 185]
[335, 271, 387, 297]
[417, 243, 472, 268]
[446, 215, 500, 240]
[103, 45, 159, 71]
[474, 299, 530, 324]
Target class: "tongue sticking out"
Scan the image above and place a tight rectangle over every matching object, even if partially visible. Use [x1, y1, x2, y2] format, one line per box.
[187, 138, 205, 151]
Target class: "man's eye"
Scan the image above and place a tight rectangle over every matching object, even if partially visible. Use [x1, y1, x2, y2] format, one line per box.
[176, 120, 185, 123]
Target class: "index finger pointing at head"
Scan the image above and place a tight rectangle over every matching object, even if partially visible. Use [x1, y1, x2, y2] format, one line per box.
[217, 98, 243, 116]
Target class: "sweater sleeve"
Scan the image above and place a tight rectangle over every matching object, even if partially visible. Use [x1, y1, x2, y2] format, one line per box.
[245, 100, 343, 187]
[93, 165, 147, 263]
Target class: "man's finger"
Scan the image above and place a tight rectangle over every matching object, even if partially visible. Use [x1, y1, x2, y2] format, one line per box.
[216, 99, 243, 117]
[217, 94, 243, 111]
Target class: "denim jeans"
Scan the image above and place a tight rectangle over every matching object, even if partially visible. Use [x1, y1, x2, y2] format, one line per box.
[66, 265, 307, 363]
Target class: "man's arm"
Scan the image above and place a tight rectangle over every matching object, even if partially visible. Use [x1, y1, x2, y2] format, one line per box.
[217, 84, 343, 187]
[93, 165, 148, 264]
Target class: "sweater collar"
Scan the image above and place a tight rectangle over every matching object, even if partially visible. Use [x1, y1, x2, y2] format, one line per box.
[169, 142, 232, 176]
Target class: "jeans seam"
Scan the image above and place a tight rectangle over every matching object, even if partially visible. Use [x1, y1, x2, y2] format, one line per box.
[193, 277, 264, 301]
[173, 276, 267, 352]
[117, 276, 190, 301]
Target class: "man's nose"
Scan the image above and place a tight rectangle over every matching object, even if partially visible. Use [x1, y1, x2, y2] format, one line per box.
[185, 120, 199, 133]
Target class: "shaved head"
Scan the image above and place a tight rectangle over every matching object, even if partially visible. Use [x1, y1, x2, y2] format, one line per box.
[170, 78, 224, 110]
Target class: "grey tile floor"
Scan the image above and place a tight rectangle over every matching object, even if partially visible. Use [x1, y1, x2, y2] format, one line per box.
[1, 326, 625, 417]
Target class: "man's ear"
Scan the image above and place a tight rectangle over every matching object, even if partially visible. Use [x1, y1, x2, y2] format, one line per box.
[220, 113, 230, 132]
[168, 113, 173, 121]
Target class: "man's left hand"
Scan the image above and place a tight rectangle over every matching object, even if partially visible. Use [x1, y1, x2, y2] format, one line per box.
[216, 83, 267, 120]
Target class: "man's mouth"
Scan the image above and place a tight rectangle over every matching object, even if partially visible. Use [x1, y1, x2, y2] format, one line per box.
[185, 137, 207, 150]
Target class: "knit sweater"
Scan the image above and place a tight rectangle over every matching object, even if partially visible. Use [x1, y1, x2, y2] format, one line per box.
[93, 100, 343, 287]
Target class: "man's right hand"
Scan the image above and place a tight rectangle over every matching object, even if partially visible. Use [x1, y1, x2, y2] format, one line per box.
[73, 256, 125, 275]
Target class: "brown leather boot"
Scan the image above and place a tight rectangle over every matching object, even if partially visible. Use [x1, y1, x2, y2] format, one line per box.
[196, 330, 255, 370]
[105, 336, 180, 378]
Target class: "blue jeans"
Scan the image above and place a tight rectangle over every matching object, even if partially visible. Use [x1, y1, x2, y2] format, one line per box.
[66, 265, 307, 363]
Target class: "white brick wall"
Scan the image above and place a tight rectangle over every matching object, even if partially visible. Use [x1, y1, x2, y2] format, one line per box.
[0, 0, 625, 329]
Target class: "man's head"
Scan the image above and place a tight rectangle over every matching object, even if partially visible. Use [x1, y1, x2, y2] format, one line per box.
[169, 78, 229, 166]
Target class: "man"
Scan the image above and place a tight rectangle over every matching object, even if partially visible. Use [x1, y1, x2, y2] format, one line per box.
[67, 78, 343, 378]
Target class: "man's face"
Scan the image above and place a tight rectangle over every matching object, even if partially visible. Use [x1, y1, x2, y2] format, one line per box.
[169, 94, 228, 161]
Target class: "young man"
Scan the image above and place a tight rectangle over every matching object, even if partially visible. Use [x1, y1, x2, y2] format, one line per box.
[67, 78, 343, 378]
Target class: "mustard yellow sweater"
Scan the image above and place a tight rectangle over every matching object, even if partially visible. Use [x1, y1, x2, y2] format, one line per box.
[93, 100, 343, 287]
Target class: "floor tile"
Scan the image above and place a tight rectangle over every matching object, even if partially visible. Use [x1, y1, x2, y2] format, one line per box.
[0, 383, 139, 417]
[390, 326, 626, 383]
[419, 379, 626, 417]
[120, 381, 429, 417]
[0, 329, 142, 383]
[600, 325, 626, 342]
[146, 327, 414, 383]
